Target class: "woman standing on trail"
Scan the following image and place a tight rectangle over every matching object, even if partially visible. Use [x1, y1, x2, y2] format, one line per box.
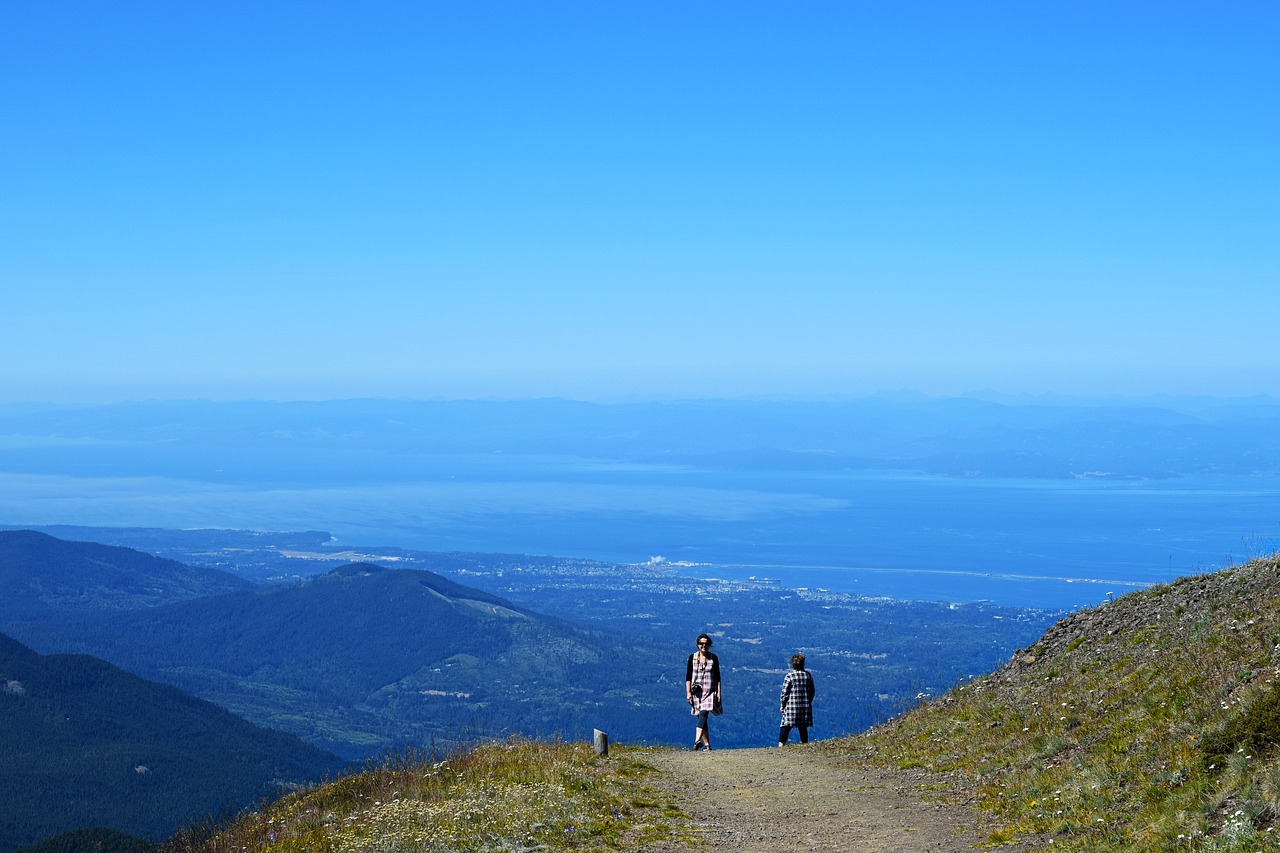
[778, 652, 815, 746]
[685, 632, 721, 751]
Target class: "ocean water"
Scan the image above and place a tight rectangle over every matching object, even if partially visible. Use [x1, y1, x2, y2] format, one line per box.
[1, 458, 1277, 610]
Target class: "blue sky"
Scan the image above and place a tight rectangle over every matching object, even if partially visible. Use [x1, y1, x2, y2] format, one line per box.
[3, 1, 1276, 403]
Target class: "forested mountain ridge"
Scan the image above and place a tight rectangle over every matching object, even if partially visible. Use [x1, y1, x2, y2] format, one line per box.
[3, 552, 677, 759]
[0, 529, 252, 615]
[1, 530, 1062, 761]
[0, 632, 345, 853]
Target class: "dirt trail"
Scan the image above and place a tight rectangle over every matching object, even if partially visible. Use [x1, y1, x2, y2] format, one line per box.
[638, 745, 1032, 852]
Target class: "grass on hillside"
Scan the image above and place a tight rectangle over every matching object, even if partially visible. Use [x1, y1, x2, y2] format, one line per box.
[159, 738, 692, 853]
[828, 553, 1280, 852]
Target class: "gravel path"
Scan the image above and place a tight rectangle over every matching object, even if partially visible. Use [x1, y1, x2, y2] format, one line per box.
[637, 744, 1034, 852]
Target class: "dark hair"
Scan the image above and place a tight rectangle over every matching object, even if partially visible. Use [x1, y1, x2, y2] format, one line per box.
[790, 653, 806, 670]
[696, 633, 713, 649]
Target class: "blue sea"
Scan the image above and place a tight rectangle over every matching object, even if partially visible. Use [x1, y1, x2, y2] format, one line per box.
[2, 456, 1277, 610]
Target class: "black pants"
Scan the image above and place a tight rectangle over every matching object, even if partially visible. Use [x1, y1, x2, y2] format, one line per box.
[779, 724, 808, 744]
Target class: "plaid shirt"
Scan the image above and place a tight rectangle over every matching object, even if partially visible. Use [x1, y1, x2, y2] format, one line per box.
[780, 668, 814, 726]
[687, 651, 720, 713]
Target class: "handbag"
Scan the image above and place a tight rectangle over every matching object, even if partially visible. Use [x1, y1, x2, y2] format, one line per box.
[712, 693, 723, 716]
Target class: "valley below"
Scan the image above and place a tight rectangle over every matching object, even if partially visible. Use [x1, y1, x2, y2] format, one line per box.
[1, 526, 1063, 759]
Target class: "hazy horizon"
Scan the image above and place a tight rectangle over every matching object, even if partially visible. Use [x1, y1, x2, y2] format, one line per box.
[1, 394, 1276, 609]
[4, 388, 1280, 410]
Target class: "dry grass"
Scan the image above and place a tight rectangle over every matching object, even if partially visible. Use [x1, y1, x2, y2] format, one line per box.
[160, 737, 693, 852]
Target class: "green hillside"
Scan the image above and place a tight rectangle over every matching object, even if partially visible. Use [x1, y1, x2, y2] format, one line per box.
[831, 552, 1280, 851]
[0, 633, 345, 853]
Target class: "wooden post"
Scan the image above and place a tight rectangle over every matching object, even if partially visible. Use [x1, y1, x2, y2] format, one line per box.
[593, 728, 609, 757]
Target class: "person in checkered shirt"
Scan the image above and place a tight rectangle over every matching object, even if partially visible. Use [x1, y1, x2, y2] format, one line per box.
[778, 652, 815, 746]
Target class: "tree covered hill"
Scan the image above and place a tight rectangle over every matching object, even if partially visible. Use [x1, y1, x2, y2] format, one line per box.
[13, 827, 153, 853]
[2, 529, 1063, 760]
[0, 529, 252, 616]
[0, 632, 345, 853]
[5, 556, 680, 760]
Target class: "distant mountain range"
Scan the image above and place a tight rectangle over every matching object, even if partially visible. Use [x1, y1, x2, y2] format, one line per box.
[0, 529, 252, 615]
[1, 394, 1277, 480]
[0, 631, 343, 853]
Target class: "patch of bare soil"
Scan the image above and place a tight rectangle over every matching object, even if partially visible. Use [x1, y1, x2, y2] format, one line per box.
[637, 744, 1034, 852]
